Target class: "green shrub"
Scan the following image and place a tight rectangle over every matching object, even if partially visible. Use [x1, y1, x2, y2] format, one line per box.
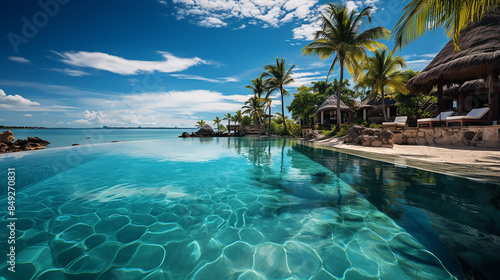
[355, 119, 367, 125]
[287, 122, 302, 137]
[334, 123, 352, 137]
[369, 123, 382, 129]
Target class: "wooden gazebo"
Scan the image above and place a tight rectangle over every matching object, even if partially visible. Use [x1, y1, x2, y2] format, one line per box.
[406, 10, 500, 124]
[316, 94, 353, 127]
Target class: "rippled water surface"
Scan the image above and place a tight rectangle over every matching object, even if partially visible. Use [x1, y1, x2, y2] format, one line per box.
[0, 137, 491, 279]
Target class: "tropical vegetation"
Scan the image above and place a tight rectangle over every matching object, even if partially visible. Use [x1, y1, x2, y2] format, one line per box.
[302, 3, 390, 128]
[355, 50, 408, 121]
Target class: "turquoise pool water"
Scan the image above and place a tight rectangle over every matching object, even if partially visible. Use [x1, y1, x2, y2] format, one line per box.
[0, 137, 493, 279]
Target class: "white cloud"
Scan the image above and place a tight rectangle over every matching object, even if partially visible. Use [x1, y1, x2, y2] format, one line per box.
[233, 23, 247, 30]
[0, 88, 74, 112]
[24, 114, 33, 117]
[49, 68, 91, 76]
[54, 51, 207, 75]
[8, 56, 32, 64]
[72, 89, 253, 127]
[345, 1, 361, 11]
[199, 17, 228, 27]
[292, 19, 321, 41]
[0, 89, 40, 108]
[170, 74, 239, 83]
[168, 0, 319, 28]
[287, 71, 327, 88]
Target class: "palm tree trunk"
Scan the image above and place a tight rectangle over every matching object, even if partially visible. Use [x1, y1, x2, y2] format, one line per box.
[336, 60, 344, 129]
[281, 86, 287, 134]
[381, 87, 388, 121]
[268, 105, 271, 132]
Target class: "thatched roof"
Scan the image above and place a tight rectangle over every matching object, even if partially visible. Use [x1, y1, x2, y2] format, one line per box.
[407, 10, 500, 94]
[359, 96, 397, 108]
[429, 84, 461, 96]
[460, 79, 488, 92]
[316, 94, 352, 113]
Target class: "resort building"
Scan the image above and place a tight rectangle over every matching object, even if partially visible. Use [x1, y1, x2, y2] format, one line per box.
[406, 11, 500, 125]
[356, 96, 398, 123]
[316, 94, 353, 127]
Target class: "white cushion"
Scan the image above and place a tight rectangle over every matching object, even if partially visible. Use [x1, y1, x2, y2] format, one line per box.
[446, 107, 490, 120]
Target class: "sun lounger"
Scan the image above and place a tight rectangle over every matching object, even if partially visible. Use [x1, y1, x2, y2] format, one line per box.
[417, 111, 454, 127]
[446, 107, 491, 126]
[382, 116, 408, 129]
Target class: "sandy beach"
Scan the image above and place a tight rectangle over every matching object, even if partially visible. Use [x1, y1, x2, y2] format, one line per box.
[301, 137, 500, 182]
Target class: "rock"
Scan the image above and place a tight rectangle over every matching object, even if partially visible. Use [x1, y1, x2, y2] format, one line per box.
[72, 144, 80, 146]
[181, 132, 191, 138]
[0, 130, 15, 143]
[27, 137, 50, 146]
[111, 141, 119, 143]
[464, 131, 476, 141]
[371, 140, 383, 147]
[0, 132, 50, 153]
[195, 124, 215, 136]
[345, 125, 394, 148]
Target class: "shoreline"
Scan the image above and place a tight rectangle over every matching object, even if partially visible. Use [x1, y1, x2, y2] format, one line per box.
[300, 137, 500, 183]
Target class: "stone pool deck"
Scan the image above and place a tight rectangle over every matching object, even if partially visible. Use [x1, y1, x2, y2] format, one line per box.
[300, 137, 500, 183]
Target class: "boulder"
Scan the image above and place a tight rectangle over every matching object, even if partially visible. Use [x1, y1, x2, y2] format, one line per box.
[195, 124, 215, 136]
[27, 137, 50, 146]
[181, 132, 191, 138]
[344, 126, 394, 148]
[0, 131, 15, 143]
[0, 142, 7, 152]
[72, 144, 80, 146]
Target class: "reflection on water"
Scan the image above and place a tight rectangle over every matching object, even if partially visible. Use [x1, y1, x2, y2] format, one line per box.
[293, 144, 500, 280]
[0, 136, 460, 279]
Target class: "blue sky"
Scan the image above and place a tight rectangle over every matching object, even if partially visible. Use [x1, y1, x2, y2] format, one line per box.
[0, 0, 450, 128]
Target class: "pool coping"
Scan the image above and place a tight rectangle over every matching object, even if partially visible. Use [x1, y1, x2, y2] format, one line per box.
[297, 139, 500, 184]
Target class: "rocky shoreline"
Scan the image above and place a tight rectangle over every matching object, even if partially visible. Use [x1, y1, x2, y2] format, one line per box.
[0, 130, 50, 154]
[179, 124, 245, 138]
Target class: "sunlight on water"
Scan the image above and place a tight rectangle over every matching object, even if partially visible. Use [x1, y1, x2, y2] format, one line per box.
[0, 137, 458, 279]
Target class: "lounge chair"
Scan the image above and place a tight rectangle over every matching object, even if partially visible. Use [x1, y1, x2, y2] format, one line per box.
[382, 116, 408, 129]
[446, 107, 491, 127]
[417, 111, 454, 127]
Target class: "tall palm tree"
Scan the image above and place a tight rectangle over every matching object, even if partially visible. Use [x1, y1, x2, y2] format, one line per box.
[223, 113, 232, 128]
[246, 76, 272, 129]
[213, 116, 222, 131]
[262, 57, 295, 133]
[196, 120, 206, 128]
[242, 96, 265, 128]
[393, 0, 499, 51]
[302, 4, 390, 128]
[356, 50, 408, 121]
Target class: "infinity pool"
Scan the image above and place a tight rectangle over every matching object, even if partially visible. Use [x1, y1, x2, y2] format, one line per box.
[0, 137, 496, 279]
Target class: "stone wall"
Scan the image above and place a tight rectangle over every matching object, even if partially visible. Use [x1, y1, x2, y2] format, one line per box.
[392, 125, 500, 148]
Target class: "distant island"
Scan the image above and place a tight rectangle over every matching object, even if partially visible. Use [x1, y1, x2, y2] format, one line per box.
[0, 125, 47, 129]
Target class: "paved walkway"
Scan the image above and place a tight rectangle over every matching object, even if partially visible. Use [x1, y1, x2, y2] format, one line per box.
[301, 137, 500, 183]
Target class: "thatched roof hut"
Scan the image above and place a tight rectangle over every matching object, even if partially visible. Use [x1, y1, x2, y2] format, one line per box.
[406, 10, 500, 122]
[317, 94, 352, 112]
[316, 94, 353, 125]
[359, 96, 397, 108]
[407, 12, 500, 93]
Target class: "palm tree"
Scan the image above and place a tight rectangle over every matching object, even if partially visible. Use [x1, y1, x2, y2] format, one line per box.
[246, 76, 272, 129]
[242, 96, 265, 128]
[393, 0, 499, 51]
[213, 116, 222, 131]
[233, 110, 243, 126]
[223, 113, 232, 129]
[262, 57, 295, 133]
[302, 4, 390, 128]
[196, 120, 206, 128]
[356, 50, 408, 121]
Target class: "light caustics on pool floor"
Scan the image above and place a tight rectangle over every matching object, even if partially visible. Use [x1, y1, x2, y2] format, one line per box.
[0, 138, 457, 280]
